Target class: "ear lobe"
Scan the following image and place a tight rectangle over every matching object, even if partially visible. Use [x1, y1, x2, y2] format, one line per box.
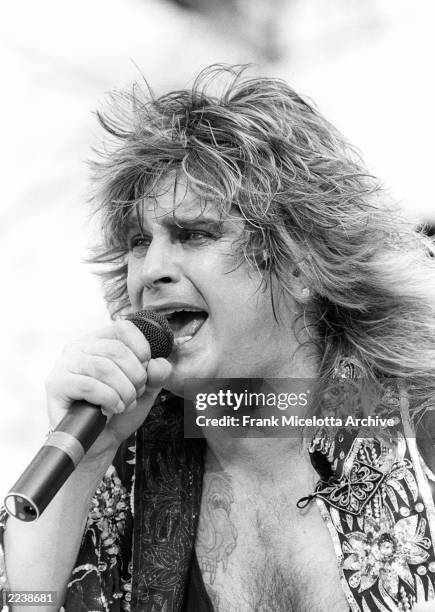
[291, 267, 311, 301]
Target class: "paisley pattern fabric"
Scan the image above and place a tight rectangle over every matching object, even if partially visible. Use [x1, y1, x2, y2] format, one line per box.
[0, 391, 433, 612]
[62, 394, 205, 612]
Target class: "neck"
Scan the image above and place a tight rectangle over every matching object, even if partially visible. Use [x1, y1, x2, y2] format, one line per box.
[205, 434, 304, 469]
[197, 341, 319, 487]
[204, 435, 317, 502]
[201, 362, 318, 475]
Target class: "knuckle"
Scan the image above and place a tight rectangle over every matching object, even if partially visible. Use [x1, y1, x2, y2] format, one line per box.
[114, 319, 134, 336]
[126, 384, 137, 406]
[78, 377, 95, 396]
[129, 364, 146, 388]
[91, 356, 111, 379]
[135, 369, 147, 388]
[138, 343, 151, 364]
[114, 320, 150, 363]
[106, 388, 122, 410]
[105, 340, 126, 360]
[133, 337, 150, 364]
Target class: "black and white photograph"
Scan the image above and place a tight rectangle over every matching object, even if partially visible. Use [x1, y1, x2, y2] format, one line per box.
[0, 1, 434, 611]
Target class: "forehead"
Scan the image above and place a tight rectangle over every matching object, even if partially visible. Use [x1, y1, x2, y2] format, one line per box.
[129, 175, 236, 228]
[147, 183, 215, 220]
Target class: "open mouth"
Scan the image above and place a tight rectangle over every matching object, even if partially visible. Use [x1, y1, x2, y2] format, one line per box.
[163, 308, 208, 345]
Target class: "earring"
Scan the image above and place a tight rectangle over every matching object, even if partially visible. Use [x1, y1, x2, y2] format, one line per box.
[332, 356, 362, 381]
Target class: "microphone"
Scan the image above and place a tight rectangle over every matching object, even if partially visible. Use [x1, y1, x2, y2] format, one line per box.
[4, 310, 173, 522]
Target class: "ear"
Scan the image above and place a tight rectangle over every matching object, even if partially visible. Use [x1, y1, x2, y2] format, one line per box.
[291, 267, 311, 303]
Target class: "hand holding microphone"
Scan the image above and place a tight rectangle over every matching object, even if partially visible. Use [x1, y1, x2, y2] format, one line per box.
[4, 311, 173, 521]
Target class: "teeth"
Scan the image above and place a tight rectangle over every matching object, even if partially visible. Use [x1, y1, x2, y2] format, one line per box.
[158, 308, 202, 318]
[174, 335, 193, 346]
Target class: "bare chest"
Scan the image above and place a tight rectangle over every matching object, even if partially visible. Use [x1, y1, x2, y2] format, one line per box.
[195, 470, 349, 612]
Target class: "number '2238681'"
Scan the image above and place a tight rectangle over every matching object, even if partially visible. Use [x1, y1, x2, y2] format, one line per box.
[5, 591, 57, 606]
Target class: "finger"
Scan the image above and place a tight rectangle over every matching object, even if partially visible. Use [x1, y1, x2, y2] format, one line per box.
[124, 359, 171, 415]
[67, 353, 138, 409]
[82, 339, 147, 390]
[93, 320, 151, 363]
[144, 358, 172, 392]
[55, 373, 125, 415]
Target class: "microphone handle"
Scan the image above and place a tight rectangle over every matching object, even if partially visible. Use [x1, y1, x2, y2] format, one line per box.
[4, 402, 106, 521]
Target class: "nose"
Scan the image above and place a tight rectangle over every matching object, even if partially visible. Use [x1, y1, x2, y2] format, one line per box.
[138, 236, 182, 289]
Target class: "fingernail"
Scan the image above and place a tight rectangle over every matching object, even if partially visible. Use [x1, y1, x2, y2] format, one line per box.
[116, 400, 125, 413]
[137, 384, 146, 396]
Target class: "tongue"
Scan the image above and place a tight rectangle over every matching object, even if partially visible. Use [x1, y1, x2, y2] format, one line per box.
[169, 311, 207, 339]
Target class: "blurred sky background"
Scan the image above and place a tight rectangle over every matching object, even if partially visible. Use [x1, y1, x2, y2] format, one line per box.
[1, 0, 434, 500]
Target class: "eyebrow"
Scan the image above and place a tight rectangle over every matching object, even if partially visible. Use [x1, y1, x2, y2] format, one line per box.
[162, 215, 223, 229]
[125, 212, 224, 233]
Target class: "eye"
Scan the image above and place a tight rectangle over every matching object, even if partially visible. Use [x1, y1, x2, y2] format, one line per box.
[178, 229, 216, 244]
[128, 234, 151, 255]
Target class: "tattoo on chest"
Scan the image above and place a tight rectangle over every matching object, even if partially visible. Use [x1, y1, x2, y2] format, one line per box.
[196, 469, 238, 586]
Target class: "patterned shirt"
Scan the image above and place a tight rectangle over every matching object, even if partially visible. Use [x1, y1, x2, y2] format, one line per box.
[0, 391, 434, 612]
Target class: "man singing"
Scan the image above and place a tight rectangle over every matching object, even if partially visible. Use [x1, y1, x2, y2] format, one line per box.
[1, 66, 434, 611]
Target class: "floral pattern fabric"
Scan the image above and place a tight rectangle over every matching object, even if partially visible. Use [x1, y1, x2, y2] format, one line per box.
[315, 433, 435, 611]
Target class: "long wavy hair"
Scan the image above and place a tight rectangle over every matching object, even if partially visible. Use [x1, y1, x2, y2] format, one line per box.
[88, 65, 435, 426]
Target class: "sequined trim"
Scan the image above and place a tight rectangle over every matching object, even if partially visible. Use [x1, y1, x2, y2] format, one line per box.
[317, 498, 360, 612]
[402, 427, 435, 581]
[422, 460, 435, 484]
[64, 461, 133, 612]
[399, 387, 435, 553]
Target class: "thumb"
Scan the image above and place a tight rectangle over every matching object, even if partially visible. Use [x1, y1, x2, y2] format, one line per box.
[145, 358, 173, 393]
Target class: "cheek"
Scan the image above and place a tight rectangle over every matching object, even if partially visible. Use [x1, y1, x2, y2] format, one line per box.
[127, 255, 142, 303]
[210, 279, 274, 335]
[126, 272, 134, 302]
[126, 265, 141, 307]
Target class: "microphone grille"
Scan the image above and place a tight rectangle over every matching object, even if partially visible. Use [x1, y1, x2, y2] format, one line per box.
[126, 310, 174, 358]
